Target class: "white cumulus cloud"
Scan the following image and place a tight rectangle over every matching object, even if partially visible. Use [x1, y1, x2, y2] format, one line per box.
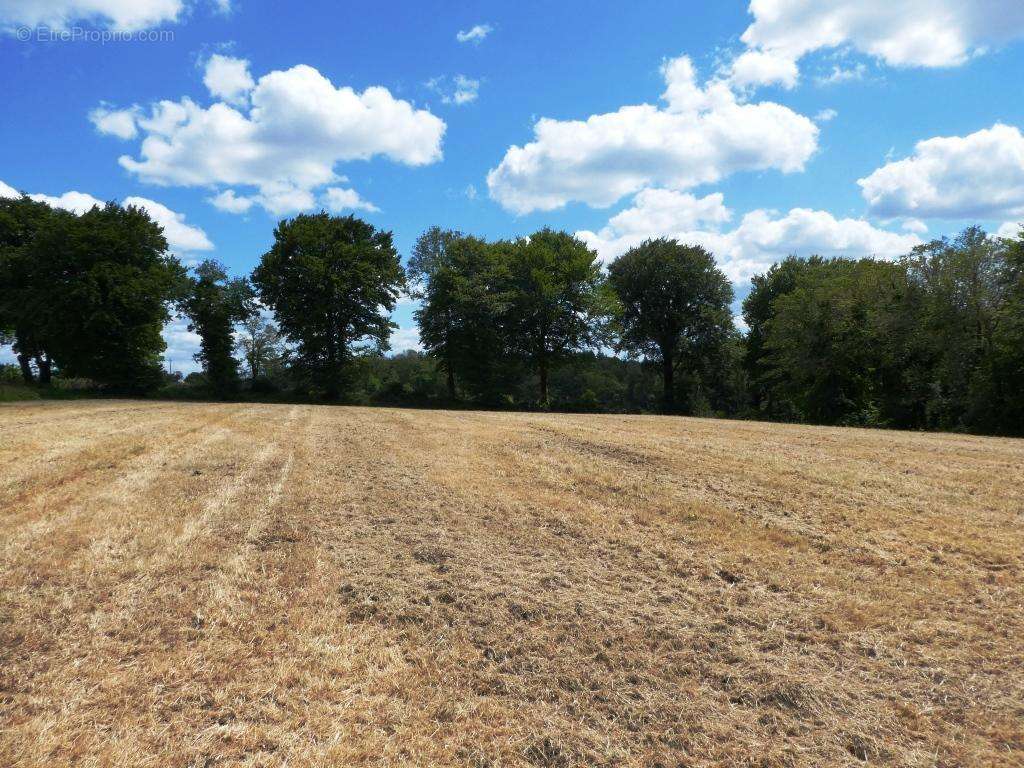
[997, 221, 1022, 238]
[0, 179, 22, 198]
[577, 188, 920, 283]
[202, 54, 254, 106]
[858, 123, 1024, 219]
[123, 195, 213, 252]
[586, 188, 733, 241]
[728, 49, 799, 89]
[1, 178, 212, 255]
[96, 63, 445, 217]
[89, 104, 140, 139]
[487, 55, 818, 214]
[208, 189, 254, 214]
[321, 186, 379, 213]
[0, 0, 192, 32]
[209, 184, 329, 217]
[28, 190, 105, 215]
[389, 326, 422, 353]
[737, 0, 1024, 85]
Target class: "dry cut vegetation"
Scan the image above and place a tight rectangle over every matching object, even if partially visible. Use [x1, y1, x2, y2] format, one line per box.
[1, 401, 1023, 767]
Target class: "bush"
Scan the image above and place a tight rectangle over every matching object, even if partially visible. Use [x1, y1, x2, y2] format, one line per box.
[247, 375, 281, 395]
[0, 384, 41, 402]
[0, 364, 25, 384]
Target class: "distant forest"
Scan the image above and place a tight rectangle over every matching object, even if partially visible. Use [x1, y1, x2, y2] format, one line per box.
[2, 195, 1022, 436]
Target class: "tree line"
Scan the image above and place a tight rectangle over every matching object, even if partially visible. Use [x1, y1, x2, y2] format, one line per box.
[1, 194, 1021, 435]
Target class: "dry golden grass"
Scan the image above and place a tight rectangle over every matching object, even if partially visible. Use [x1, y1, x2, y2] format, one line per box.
[1, 401, 1022, 767]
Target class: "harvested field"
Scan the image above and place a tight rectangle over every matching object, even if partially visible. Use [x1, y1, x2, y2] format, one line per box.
[1, 400, 1022, 767]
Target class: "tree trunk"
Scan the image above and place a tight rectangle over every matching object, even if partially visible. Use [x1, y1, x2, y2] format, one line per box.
[325, 329, 341, 400]
[539, 356, 549, 408]
[17, 353, 34, 384]
[36, 355, 52, 385]
[444, 311, 455, 401]
[446, 359, 456, 401]
[662, 354, 675, 413]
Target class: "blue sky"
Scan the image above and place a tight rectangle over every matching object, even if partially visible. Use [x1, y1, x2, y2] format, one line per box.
[3, 1, 1024, 371]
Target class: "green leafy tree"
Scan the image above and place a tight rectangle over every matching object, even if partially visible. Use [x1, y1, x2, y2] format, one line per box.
[762, 258, 916, 426]
[984, 230, 1024, 434]
[235, 315, 285, 382]
[0, 195, 65, 384]
[741, 256, 821, 417]
[501, 230, 610, 406]
[365, 350, 450, 405]
[902, 226, 1006, 430]
[608, 239, 734, 412]
[413, 232, 511, 402]
[407, 227, 464, 399]
[182, 260, 254, 397]
[407, 226, 464, 293]
[6, 201, 185, 392]
[252, 213, 404, 399]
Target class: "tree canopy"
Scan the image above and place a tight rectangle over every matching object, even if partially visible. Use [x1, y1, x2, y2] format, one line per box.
[182, 260, 254, 397]
[413, 231, 509, 401]
[609, 239, 734, 412]
[0, 195, 67, 383]
[501, 229, 611, 405]
[252, 213, 404, 399]
[3, 197, 1022, 436]
[1, 198, 185, 392]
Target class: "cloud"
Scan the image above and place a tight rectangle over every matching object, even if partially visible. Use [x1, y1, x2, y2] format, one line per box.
[858, 123, 1024, 219]
[585, 188, 733, 241]
[28, 190, 105, 215]
[426, 74, 480, 106]
[89, 104, 140, 139]
[448, 75, 480, 105]
[1, 178, 212, 255]
[456, 23, 492, 44]
[321, 186, 379, 213]
[389, 326, 422, 354]
[577, 188, 920, 282]
[247, 183, 316, 216]
[394, 291, 419, 312]
[487, 55, 818, 215]
[815, 63, 867, 86]
[815, 108, 838, 122]
[123, 196, 214, 252]
[162, 316, 202, 374]
[0, 0, 192, 32]
[202, 54, 254, 106]
[208, 188, 254, 214]
[737, 0, 1024, 84]
[997, 221, 1022, 238]
[728, 49, 799, 89]
[211, 182, 381, 217]
[98, 63, 445, 216]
